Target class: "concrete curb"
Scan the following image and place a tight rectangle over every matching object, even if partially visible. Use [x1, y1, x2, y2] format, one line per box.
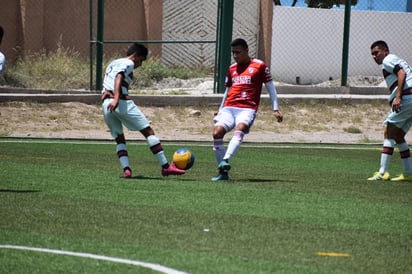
[0, 86, 389, 106]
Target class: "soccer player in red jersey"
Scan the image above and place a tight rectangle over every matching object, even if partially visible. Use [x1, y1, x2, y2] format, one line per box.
[212, 38, 283, 181]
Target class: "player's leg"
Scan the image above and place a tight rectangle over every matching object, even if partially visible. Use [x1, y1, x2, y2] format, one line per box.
[211, 108, 234, 181]
[390, 123, 412, 181]
[120, 101, 183, 176]
[223, 125, 247, 162]
[381, 102, 412, 181]
[212, 125, 227, 164]
[115, 134, 132, 178]
[140, 127, 185, 176]
[102, 100, 131, 178]
[368, 125, 393, 181]
[211, 125, 230, 181]
[221, 108, 255, 163]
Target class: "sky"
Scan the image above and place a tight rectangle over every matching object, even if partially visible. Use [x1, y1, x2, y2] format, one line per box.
[277, 0, 410, 12]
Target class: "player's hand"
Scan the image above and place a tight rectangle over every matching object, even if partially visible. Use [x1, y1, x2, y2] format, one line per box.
[392, 97, 401, 113]
[274, 110, 283, 123]
[107, 100, 119, 112]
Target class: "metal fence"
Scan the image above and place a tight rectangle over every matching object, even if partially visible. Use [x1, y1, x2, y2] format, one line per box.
[271, 1, 412, 85]
[89, 0, 260, 91]
[1, 0, 411, 91]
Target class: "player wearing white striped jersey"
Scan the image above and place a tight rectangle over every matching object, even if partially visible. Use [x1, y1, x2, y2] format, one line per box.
[368, 40, 412, 182]
[101, 43, 185, 178]
[0, 25, 5, 74]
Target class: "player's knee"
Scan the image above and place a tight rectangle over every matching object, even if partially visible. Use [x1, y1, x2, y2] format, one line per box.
[115, 134, 126, 144]
[213, 126, 226, 139]
[140, 126, 155, 138]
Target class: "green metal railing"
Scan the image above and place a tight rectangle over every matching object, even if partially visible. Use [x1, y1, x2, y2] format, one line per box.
[89, 0, 234, 93]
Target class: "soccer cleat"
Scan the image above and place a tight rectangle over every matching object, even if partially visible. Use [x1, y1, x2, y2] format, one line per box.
[367, 171, 390, 181]
[162, 162, 186, 176]
[211, 172, 229, 181]
[390, 173, 412, 182]
[218, 160, 231, 172]
[122, 167, 132, 178]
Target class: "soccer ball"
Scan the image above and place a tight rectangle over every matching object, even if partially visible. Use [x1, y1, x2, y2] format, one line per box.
[172, 148, 195, 170]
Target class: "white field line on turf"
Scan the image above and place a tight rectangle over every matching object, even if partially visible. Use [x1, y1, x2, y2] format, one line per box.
[0, 245, 189, 274]
[0, 139, 380, 150]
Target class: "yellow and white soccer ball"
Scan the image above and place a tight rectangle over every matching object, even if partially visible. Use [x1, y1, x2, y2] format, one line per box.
[172, 148, 195, 170]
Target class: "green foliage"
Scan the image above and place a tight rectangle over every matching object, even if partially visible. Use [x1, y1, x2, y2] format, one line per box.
[1, 140, 411, 273]
[4, 46, 90, 90]
[1, 47, 210, 90]
[343, 126, 362, 134]
[132, 58, 210, 89]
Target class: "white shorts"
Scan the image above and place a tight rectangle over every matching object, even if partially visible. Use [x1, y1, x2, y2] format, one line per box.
[385, 95, 412, 132]
[102, 98, 150, 139]
[213, 107, 256, 133]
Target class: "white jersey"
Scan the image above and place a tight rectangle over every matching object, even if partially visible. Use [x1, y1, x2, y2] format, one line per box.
[382, 54, 412, 103]
[102, 57, 134, 95]
[0, 51, 5, 74]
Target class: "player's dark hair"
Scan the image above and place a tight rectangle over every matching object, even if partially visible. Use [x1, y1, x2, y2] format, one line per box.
[231, 38, 248, 49]
[371, 40, 389, 51]
[127, 43, 148, 58]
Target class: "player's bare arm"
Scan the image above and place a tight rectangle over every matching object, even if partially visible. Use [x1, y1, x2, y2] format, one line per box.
[274, 110, 283, 123]
[264, 81, 283, 122]
[392, 68, 407, 112]
[107, 73, 123, 112]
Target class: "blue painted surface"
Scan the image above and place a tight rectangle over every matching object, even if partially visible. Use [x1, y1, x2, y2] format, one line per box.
[277, 0, 410, 12]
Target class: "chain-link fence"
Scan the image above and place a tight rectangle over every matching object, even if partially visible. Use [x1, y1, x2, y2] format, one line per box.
[271, 1, 412, 85]
[1, 0, 411, 90]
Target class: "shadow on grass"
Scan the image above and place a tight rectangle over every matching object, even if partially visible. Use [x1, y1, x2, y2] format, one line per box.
[0, 189, 41, 193]
[121, 175, 192, 181]
[232, 178, 297, 183]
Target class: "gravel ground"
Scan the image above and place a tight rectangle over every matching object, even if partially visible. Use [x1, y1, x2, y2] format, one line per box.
[1, 76, 406, 144]
[0, 101, 394, 144]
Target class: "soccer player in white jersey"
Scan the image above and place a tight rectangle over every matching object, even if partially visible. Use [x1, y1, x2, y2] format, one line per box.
[211, 38, 283, 181]
[101, 43, 185, 178]
[0, 26, 5, 74]
[368, 40, 412, 181]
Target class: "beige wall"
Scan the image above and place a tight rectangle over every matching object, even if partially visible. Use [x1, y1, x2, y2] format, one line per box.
[0, 0, 23, 63]
[259, 0, 273, 65]
[0, 0, 271, 66]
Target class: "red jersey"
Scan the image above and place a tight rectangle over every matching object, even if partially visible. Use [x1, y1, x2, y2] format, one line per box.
[224, 58, 272, 111]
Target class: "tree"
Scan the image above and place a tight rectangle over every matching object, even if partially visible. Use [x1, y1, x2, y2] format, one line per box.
[273, 0, 357, 8]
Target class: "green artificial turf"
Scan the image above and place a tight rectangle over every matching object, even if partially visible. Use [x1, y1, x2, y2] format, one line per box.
[0, 139, 411, 273]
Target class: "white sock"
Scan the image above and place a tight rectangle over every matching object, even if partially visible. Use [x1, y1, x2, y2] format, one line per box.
[397, 142, 412, 174]
[116, 143, 130, 169]
[146, 135, 168, 166]
[213, 138, 226, 164]
[223, 130, 244, 161]
[379, 139, 394, 174]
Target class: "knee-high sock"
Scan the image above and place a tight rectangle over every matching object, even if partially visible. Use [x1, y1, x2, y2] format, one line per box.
[397, 142, 412, 174]
[379, 139, 394, 174]
[213, 138, 225, 165]
[147, 135, 168, 166]
[117, 143, 130, 169]
[223, 130, 244, 161]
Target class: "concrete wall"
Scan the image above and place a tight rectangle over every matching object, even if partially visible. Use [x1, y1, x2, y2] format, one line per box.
[0, 0, 272, 67]
[271, 6, 412, 84]
[0, 0, 160, 62]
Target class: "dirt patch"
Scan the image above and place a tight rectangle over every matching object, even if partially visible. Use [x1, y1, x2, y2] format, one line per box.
[0, 101, 397, 144]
